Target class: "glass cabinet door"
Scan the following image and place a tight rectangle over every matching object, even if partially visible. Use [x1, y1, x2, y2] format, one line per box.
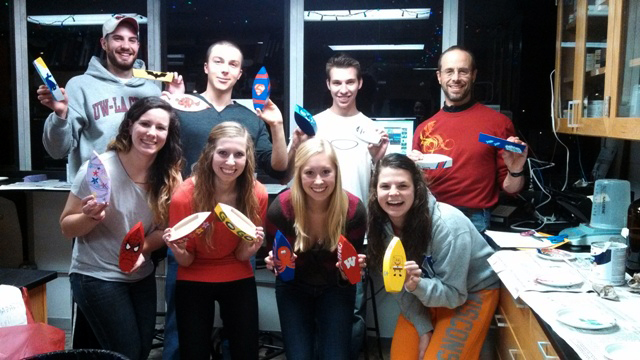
[558, 0, 578, 120]
[616, 0, 640, 117]
[581, 0, 609, 118]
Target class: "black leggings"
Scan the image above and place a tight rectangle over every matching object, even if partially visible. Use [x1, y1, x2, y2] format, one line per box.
[175, 277, 259, 360]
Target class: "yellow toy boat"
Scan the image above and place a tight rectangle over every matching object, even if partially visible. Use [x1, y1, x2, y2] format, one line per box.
[382, 236, 406, 293]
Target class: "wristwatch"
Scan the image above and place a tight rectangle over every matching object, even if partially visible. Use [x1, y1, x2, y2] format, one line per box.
[508, 169, 525, 177]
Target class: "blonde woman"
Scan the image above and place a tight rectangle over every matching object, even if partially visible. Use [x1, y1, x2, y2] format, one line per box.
[265, 138, 367, 360]
[60, 97, 183, 360]
[164, 122, 266, 360]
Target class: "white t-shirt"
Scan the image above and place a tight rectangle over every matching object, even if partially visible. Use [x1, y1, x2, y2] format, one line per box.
[314, 109, 377, 203]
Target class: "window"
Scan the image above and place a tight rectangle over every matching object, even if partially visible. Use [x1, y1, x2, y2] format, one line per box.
[164, 0, 285, 112]
[0, 3, 14, 170]
[163, 0, 286, 182]
[303, 0, 444, 123]
[24, 1, 147, 172]
[8, 1, 445, 172]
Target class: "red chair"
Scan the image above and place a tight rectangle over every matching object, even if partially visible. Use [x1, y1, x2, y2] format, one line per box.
[0, 286, 65, 359]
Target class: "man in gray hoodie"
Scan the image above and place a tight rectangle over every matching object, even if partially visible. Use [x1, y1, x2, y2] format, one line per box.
[35, 14, 182, 351]
[37, 14, 183, 178]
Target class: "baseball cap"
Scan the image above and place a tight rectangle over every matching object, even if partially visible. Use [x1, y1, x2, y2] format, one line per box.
[102, 14, 139, 38]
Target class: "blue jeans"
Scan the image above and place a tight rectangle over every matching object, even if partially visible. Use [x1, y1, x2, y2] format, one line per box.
[350, 281, 366, 358]
[456, 207, 496, 247]
[456, 207, 491, 233]
[276, 278, 356, 360]
[70, 272, 156, 360]
[163, 248, 179, 360]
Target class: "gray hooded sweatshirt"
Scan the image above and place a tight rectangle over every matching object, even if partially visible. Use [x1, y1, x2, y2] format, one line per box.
[42, 56, 160, 177]
[390, 194, 500, 335]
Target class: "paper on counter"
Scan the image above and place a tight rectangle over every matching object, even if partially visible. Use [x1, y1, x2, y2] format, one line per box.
[488, 250, 593, 298]
[486, 230, 554, 248]
[0, 180, 71, 191]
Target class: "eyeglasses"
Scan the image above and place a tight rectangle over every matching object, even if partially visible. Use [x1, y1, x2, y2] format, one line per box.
[437, 68, 473, 78]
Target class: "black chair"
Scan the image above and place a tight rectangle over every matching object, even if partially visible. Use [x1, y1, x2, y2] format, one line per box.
[151, 311, 165, 349]
[258, 331, 286, 359]
[255, 253, 286, 359]
[209, 325, 285, 360]
[23, 349, 130, 360]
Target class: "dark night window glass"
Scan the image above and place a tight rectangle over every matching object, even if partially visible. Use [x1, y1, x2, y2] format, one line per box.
[303, 0, 443, 125]
[1, 3, 14, 170]
[164, 0, 285, 183]
[26, 1, 147, 171]
[164, 0, 285, 111]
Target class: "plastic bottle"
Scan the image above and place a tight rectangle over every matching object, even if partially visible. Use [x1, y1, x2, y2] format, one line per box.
[626, 197, 640, 275]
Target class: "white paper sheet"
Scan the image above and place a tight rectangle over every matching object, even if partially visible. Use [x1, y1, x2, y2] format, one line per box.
[0, 180, 71, 191]
[486, 230, 554, 248]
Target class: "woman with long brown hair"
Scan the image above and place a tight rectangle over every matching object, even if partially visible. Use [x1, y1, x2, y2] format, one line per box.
[60, 96, 183, 360]
[164, 121, 266, 360]
[367, 153, 499, 360]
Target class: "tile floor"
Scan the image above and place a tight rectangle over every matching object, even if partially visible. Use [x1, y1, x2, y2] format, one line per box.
[64, 329, 392, 359]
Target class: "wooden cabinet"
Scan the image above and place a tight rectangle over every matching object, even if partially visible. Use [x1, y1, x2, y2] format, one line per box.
[554, 0, 640, 140]
[495, 287, 559, 360]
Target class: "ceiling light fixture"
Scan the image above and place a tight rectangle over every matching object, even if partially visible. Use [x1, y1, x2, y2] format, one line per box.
[27, 14, 148, 26]
[305, 8, 430, 21]
[329, 44, 425, 51]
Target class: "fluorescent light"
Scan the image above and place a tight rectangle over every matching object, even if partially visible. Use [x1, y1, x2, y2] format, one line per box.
[27, 14, 147, 26]
[329, 44, 424, 51]
[561, 41, 607, 48]
[305, 8, 430, 21]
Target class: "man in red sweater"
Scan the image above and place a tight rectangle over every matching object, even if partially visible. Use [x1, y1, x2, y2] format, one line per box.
[410, 46, 528, 233]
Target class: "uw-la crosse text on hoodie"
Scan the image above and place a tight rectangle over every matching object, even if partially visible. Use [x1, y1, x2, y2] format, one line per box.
[42, 56, 160, 178]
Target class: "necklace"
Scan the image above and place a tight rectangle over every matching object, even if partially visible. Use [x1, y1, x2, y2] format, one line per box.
[117, 152, 149, 186]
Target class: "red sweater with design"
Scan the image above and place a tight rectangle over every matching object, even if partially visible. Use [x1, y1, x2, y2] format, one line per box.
[412, 103, 516, 209]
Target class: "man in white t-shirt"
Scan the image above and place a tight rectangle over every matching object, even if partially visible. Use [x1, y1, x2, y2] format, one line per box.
[287, 53, 388, 358]
[314, 54, 388, 202]
[289, 54, 388, 201]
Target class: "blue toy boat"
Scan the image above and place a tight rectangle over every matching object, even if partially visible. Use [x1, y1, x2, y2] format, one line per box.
[252, 66, 271, 111]
[273, 230, 295, 282]
[294, 104, 317, 136]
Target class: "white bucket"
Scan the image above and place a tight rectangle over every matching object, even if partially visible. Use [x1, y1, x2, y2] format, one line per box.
[590, 241, 627, 286]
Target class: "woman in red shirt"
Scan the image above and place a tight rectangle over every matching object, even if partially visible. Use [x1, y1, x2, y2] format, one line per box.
[163, 122, 266, 360]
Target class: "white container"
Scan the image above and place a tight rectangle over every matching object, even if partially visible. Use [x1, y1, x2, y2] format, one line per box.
[591, 179, 631, 229]
[588, 100, 604, 117]
[590, 241, 627, 285]
[585, 53, 595, 72]
[631, 84, 640, 117]
[594, 49, 602, 68]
